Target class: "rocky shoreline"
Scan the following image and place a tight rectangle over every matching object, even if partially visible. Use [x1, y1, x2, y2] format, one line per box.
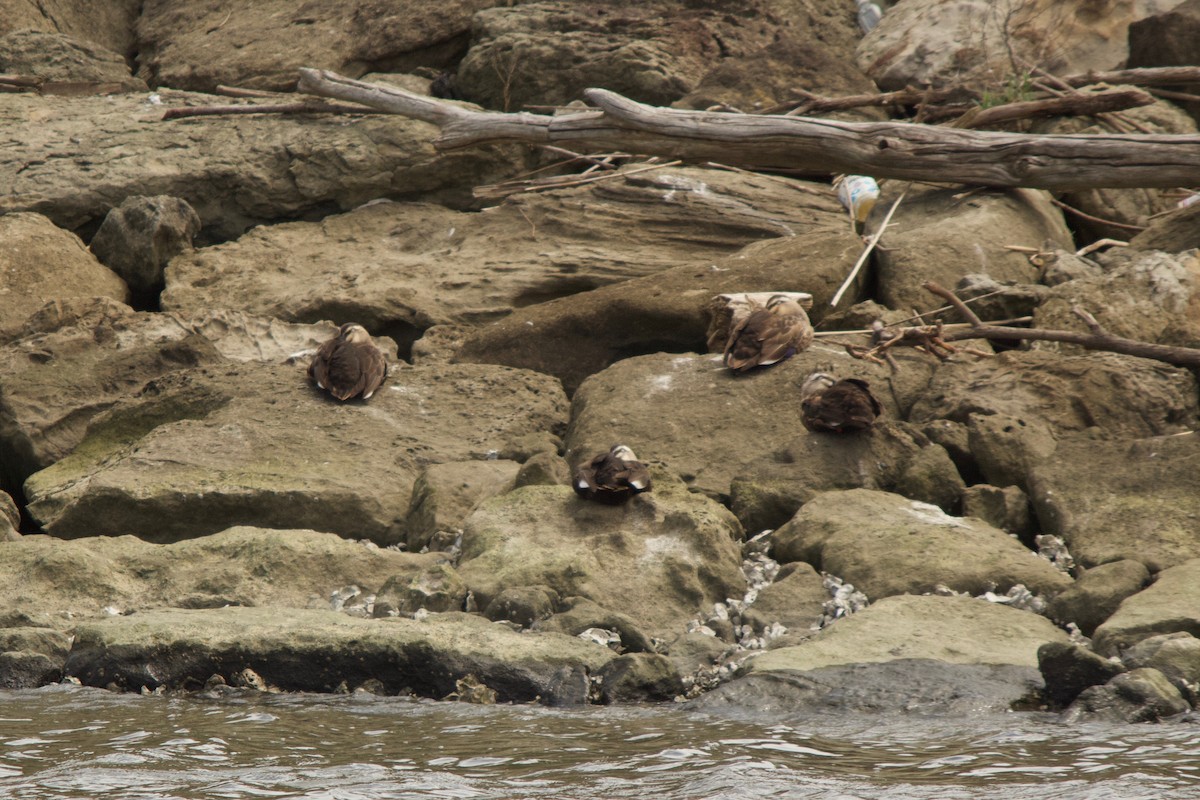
[2, 1, 1200, 723]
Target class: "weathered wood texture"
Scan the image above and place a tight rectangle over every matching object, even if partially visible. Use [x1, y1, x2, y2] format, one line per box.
[298, 68, 1200, 190]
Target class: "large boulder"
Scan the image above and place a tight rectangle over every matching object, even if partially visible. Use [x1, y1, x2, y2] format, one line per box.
[135, 0, 499, 92]
[1130, 205, 1200, 254]
[89, 195, 202, 301]
[693, 595, 1070, 713]
[162, 168, 834, 351]
[0, 0, 140, 56]
[1047, 560, 1151, 636]
[857, 0, 1187, 91]
[456, 479, 746, 644]
[64, 606, 613, 703]
[24, 361, 567, 544]
[0, 526, 450, 623]
[0, 213, 129, 340]
[0, 91, 517, 239]
[771, 489, 1072, 601]
[1128, 0, 1200, 123]
[867, 187, 1072, 315]
[398, 459, 522, 552]
[0, 298, 341, 495]
[0, 30, 145, 92]
[1028, 434, 1200, 571]
[1063, 668, 1192, 723]
[1093, 559, 1200, 657]
[565, 345, 939, 501]
[0, 627, 71, 689]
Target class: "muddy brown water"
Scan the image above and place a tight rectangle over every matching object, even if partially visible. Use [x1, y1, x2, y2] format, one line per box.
[2, 686, 1198, 799]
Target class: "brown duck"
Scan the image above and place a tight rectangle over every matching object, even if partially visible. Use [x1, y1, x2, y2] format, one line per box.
[800, 372, 881, 433]
[723, 294, 814, 373]
[573, 445, 652, 504]
[309, 323, 388, 401]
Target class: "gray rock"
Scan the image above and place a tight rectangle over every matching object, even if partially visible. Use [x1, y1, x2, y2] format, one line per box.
[867, 187, 1071, 315]
[596, 653, 684, 703]
[398, 460, 521, 552]
[962, 484, 1033, 539]
[534, 597, 656, 654]
[24, 361, 566, 544]
[1037, 641, 1125, 707]
[1128, 0, 1200, 124]
[1048, 560, 1151, 636]
[1040, 250, 1104, 286]
[0, 489, 19, 541]
[1063, 668, 1192, 723]
[483, 586, 559, 628]
[374, 563, 467, 616]
[0, 0, 139, 57]
[664, 632, 730, 676]
[771, 489, 1072, 601]
[0, 213, 129, 341]
[63, 606, 613, 703]
[1123, 632, 1200, 702]
[458, 480, 745, 643]
[566, 346, 937, 502]
[1093, 559, 1200, 656]
[0, 527, 452, 624]
[514, 451, 570, 488]
[0, 652, 63, 689]
[1028, 434, 1200, 571]
[90, 195, 202, 299]
[0, 29, 145, 92]
[740, 562, 828, 640]
[955, 274, 1051, 322]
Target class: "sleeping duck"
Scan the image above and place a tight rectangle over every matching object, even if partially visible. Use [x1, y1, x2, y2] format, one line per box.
[309, 323, 388, 401]
[800, 372, 882, 433]
[573, 445, 652, 504]
[723, 294, 814, 373]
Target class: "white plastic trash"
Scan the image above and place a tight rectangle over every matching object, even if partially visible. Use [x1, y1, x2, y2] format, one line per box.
[856, 0, 883, 33]
[835, 175, 881, 224]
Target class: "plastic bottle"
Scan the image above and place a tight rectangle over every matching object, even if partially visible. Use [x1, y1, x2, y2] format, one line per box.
[835, 175, 881, 224]
[856, 0, 883, 33]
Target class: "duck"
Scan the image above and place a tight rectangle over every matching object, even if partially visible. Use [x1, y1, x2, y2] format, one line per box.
[573, 444, 652, 504]
[800, 372, 881, 433]
[723, 294, 814, 372]
[308, 323, 388, 401]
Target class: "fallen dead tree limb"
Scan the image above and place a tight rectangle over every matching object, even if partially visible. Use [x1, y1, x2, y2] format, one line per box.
[1061, 66, 1200, 88]
[297, 68, 1200, 189]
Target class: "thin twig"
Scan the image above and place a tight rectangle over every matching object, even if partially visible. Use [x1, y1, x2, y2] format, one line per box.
[1048, 197, 1147, 232]
[1075, 238, 1128, 257]
[830, 188, 908, 307]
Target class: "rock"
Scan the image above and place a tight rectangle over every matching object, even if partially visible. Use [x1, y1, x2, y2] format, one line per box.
[373, 563, 467, 616]
[1063, 668, 1192, 723]
[457, 480, 745, 643]
[136, 0, 492, 92]
[458, 218, 866, 393]
[694, 595, 1069, 713]
[962, 484, 1033, 539]
[483, 585, 559, 627]
[397, 460, 521, 552]
[0, 91, 517, 239]
[665, 631, 731, 677]
[596, 653, 684, 703]
[1028, 434, 1200, 571]
[63, 606, 613, 703]
[1128, 0, 1200, 123]
[954, 274, 1051, 323]
[163, 168, 842, 360]
[1130, 206, 1200, 253]
[1093, 559, 1200, 657]
[1048, 560, 1150, 636]
[0, 526, 451, 623]
[0, 299, 347, 496]
[0, 651, 63, 689]
[1033, 249, 1200, 352]
[25, 361, 566, 544]
[730, 421, 964, 534]
[740, 562, 828, 640]
[456, 0, 805, 110]
[1123, 632, 1200, 702]
[857, 0, 1184, 92]
[0, 30, 145, 92]
[771, 489, 1072, 601]
[1037, 641, 1125, 707]
[89, 195, 202, 302]
[0, 0, 140, 57]
[565, 345, 938, 502]
[867, 187, 1072, 314]
[1040, 249, 1104, 286]
[533, 597, 657, 654]
[1, 489, 19, 541]
[0, 213, 129, 340]
[514, 451, 570, 488]
[909, 351, 1199, 489]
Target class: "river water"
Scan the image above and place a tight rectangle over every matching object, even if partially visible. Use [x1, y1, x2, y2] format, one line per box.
[2, 685, 1197, 799]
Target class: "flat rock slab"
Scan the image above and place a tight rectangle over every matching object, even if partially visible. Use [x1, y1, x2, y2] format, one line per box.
[1093, 559, 1200, 657]
[1028, 433, 1200, 571]
[0, 297, 343, 492]
[771, 489, 1072, 600]
[24, 361, 567, 544]
[162, 168, 836, 338]
[0, 91, 515, 239]
[64, 606, 613, 703]
[565, 345, 937, 501]
[457, 481, 745, 643]
[0, 527, 449, 624]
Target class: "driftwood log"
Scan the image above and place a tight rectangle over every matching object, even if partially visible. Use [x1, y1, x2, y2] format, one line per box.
[297, 68, 1200, 190]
